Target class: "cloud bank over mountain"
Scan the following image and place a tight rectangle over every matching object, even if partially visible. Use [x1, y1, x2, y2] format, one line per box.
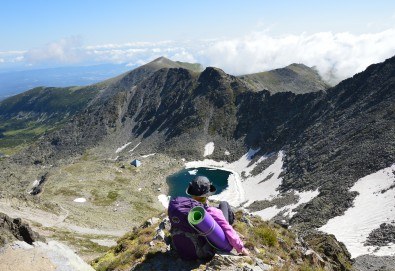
[1, 29, 395, 84]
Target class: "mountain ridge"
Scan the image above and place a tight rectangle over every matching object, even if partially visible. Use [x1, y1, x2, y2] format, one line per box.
[0, 56, 393, 269]
[239, 62, 330, 94]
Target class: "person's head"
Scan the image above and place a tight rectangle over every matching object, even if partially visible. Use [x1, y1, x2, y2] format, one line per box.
[186, 176, 216, 203]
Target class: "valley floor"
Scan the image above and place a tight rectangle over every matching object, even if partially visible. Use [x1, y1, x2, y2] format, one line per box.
[0, 152, 183, 261]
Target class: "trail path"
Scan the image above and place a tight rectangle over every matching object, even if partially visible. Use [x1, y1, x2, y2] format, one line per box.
[0, 199, 126, 237]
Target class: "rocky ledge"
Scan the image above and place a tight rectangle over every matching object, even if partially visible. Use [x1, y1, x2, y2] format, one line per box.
[92, 211, 354, 271]
[0, 212, 42, 246]
[365, 223, 395, 247]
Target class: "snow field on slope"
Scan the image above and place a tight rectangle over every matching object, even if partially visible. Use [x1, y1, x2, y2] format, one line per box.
[185, 149, 319, 219]
[319, 164, 395, 258]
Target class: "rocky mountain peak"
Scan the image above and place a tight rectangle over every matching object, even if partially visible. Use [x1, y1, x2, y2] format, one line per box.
[143, 56, 203, 73]
[197, 67, 227, 87]
[151, 56, 173, 64]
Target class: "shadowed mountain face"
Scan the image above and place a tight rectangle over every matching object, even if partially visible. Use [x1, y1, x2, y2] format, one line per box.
[283, 57, 395, 228]
[1, 56, 394, 230]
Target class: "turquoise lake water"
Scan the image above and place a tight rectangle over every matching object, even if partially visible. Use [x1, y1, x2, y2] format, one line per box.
[166, 167, 231, 198]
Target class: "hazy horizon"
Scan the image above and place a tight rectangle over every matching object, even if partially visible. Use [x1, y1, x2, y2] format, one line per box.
[2, 0, 395, 84]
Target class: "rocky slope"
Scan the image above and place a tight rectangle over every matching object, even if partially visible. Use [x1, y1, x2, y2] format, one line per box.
[2, 56, 394, 225]
[0, 212, 95, 271]
[0, 212, 41, 246]
[92, 211, 353, 271]
[0, 56, 394, 269]
[282, 56, 395, 229]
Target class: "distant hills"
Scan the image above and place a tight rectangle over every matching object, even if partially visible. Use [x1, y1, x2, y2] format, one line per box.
[0, 63, 132, 100]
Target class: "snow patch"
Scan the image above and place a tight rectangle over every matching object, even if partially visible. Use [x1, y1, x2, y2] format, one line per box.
[204, 142, 215, 157]
[185, 149, 283, 206]
[128, 142, 141, 153]
[224, 150, 230, 155]
[188, 169, 198, 175]
[115, 142, 131, 153]
[32, 180, 39, 187]
[141, 153, 156, 158]
[253, 189, 320, 220]
[319, 164, 395, 258]
[185, 150, 320, 220]
[243, 152, 284, 205]
[210, 170, 245, 207]
[158, 194, 170, 208]
[73, 198, 86, 203]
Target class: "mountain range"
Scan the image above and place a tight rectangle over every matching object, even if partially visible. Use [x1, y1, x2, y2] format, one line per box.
[0, 56, 394, 270]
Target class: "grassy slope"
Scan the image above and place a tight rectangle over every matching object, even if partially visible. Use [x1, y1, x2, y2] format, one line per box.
[239, 64, 330, 94]
[92, 211, 353, 271]
[0, 86, 100, 155]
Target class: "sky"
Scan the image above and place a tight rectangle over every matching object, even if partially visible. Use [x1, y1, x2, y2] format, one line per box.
[1, 0, 395, 83]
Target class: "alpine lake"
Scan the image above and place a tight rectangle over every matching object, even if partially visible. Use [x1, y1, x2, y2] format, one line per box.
[166, 167, 231, 198]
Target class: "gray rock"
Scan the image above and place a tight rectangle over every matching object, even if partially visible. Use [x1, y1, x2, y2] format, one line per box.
[365, 223, 395, 247]
[354, 255, 395, 271]
[143, 217, 160, 228]
[155, 229, 165, 240]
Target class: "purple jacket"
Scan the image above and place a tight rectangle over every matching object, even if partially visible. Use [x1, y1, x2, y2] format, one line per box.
[206, 206, 244, 253]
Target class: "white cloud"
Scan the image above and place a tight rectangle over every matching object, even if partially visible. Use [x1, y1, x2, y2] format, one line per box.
[200, 29, 395, 84]
[3, 29, 395, 84]
[81, 29, 395, 84]
[24, 36, 85, 64]
[0, 50, 25, 65]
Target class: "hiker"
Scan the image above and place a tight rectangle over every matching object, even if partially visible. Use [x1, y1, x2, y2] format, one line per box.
[168, 176, 249, 260]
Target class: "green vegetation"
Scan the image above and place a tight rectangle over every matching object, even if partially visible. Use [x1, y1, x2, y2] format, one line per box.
[91, 210, 352, 271]
[253, 226, 278, 247]
[0, 117, 56, 154]
[53, 187, 82, 197]
[298, 264, 326, 271]
[0, 85, 100, 155]
[92, 221, 163, 271]
[91, 189, 119, 206]
[0, 86, 99, 115]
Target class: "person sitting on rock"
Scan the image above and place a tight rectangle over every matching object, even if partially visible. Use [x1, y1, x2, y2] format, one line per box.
[185, 176, 250, 256]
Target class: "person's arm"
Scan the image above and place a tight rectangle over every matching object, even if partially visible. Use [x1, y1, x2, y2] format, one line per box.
[207, 207, 245, 253]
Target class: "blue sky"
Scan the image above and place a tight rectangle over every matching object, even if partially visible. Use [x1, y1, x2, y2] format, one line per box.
[2, 0, 395, 49]
[1, 0, 395, 82]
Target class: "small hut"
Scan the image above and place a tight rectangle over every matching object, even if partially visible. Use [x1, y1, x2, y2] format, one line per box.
[131, 159, 142, 167]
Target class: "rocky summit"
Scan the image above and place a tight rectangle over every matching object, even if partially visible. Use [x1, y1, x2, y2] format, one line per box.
[0, 56, 394, 270]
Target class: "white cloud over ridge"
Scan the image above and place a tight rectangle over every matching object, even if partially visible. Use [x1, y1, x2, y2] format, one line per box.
[1, 29, 395, 84]
[202, 29, 395, 84]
